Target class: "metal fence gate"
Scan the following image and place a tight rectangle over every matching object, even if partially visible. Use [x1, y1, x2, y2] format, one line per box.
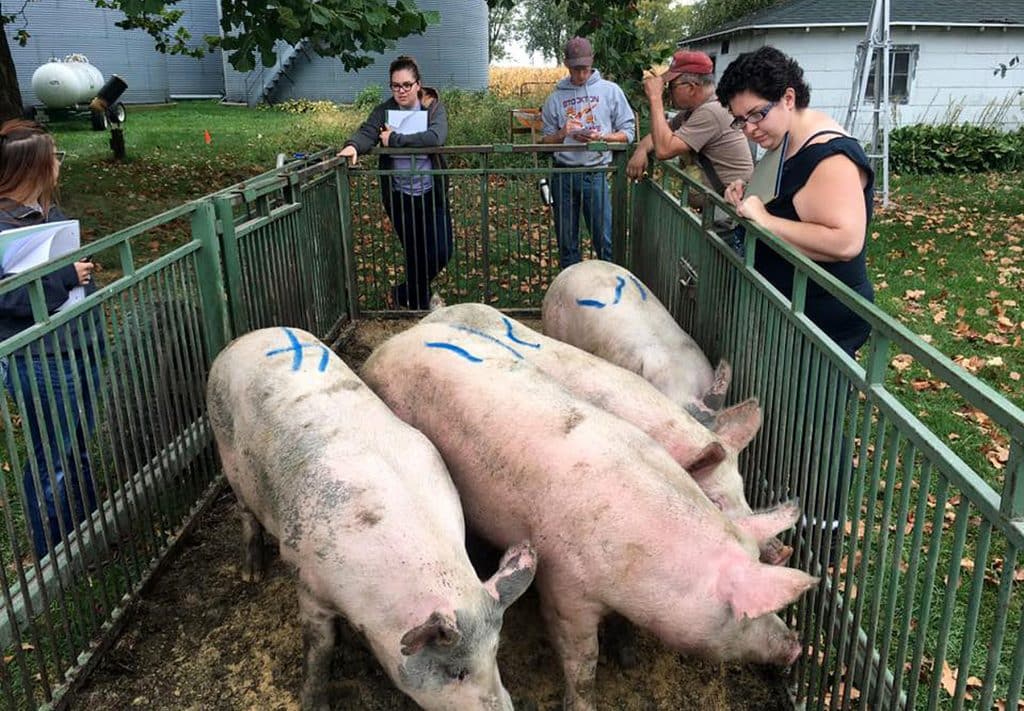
[631, 163, 1024, 711]
[0, 147, 1020, 710]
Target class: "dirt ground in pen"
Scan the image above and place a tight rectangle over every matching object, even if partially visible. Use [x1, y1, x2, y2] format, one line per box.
[73, 318, 792, 711]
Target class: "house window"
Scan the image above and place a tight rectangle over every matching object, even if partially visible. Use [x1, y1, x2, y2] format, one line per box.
[864, 45, 917, 103]
[721, 40, 730, 55]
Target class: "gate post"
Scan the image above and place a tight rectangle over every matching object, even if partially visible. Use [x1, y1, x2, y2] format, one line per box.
[192, 200, 231, 361]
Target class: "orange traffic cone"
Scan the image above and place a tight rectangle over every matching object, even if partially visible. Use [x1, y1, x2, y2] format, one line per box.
[204, 129, 212, 145]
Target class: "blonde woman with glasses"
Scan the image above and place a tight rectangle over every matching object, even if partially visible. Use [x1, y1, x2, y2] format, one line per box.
[338, 55, 453, 310]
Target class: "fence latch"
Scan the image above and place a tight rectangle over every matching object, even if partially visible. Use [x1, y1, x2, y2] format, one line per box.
[677, 256, 699, 294]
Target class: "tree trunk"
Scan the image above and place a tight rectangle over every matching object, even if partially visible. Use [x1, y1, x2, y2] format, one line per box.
[0, 16, 25, 123]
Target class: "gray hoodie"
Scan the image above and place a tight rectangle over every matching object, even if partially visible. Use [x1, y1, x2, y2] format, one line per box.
[541, 69, 636, 167]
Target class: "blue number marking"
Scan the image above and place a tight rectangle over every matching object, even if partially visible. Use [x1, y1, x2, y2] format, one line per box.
[425, 341, 483, 363]
[450, 325, 524, 359]
[575, 298, 605, 308]
[612, 276, 626, 304]
[629, 276, 648, 300]
[501, 317, 541, 349]
[265, 327, 330, 372]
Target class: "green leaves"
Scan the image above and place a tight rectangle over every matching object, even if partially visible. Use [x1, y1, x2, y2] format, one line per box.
[890, 124, 1024, 175]
[93, 0, 440, 73]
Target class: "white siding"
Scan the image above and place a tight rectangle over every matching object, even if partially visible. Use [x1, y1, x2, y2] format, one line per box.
[688, 26, 1024, 138]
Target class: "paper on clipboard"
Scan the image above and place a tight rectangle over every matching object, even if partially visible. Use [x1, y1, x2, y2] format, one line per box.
[744, 134, 788, 203]
[0, 219, 81, 274]
[386, 109, 427, 134]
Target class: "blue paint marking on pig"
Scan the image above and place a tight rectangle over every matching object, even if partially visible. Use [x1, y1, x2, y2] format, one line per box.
[501, 317, 541, 349]
[576, 298, 605, 308]
[629, 276, 648, 300]
[265, 327, 330, 372]
[449, 325, 524, 360]
[612, 276, 626, 304]
[426, 342, 483, 363]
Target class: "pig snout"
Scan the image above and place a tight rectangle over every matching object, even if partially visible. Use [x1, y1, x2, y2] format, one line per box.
[759, 538, 794, 566]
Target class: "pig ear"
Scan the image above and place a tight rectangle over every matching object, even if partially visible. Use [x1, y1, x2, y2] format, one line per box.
[719, 560, 818, 621]
[736, 500, 800, 542]
[682, 442, 727, 483]
[701, 359, 733, 412]
[400, 611, 462, 656]
[484, 540, 537, 609]
[712, 398, 761, 450]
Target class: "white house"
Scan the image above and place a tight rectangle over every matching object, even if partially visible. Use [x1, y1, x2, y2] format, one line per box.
[679, 0, 1024, 139]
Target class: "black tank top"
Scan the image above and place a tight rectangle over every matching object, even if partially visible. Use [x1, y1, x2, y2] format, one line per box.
[755, 129, 875, 355]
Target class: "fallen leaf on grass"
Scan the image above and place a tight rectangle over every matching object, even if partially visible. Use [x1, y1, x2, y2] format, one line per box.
[892, 354, 914, 372]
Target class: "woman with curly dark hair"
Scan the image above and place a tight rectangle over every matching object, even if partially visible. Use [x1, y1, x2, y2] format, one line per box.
[717, 46, 874, 357]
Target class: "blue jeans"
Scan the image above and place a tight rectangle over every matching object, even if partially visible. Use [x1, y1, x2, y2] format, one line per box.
[551, 169, 612, 268]
[5, 348, 100, 557]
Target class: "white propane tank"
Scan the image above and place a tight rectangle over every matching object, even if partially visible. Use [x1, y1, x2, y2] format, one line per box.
[30, 54, 104, 108]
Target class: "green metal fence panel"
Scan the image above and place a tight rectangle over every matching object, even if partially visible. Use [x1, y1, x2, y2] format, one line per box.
[343, 144, 629, 312]
[0, 204, 222, 709]
[628, 164, 1024, 711]
[215, 158, 351, 342]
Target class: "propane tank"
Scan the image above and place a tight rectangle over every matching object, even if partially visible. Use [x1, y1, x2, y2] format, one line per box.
[30, 54, 104, 108]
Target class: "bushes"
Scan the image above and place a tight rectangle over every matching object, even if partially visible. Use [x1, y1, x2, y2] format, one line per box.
[889, 124, 1024, 174]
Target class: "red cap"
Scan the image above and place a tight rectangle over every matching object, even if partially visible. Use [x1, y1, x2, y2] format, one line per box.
[662, 50, 714, 82]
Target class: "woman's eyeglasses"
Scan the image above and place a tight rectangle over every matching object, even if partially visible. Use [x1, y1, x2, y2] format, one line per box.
[54, 150, 66, 165]
[730, 101, 777, 130]
[390, 81, 417, 92]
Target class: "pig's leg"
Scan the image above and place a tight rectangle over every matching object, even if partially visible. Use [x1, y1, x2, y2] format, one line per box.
[537, 576, 602, 711]
[237, 502, 265, 583]
[298, 580, 336, 711]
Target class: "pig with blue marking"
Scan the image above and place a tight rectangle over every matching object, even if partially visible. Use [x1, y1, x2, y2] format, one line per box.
[361, 322, 817, 711]
[206, 327, 536, 711]
[421, 303, 791, 565]
[542, 260, 732, 426]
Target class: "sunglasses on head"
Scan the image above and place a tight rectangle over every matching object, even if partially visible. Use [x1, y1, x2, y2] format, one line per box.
[730, 101, 777, 130]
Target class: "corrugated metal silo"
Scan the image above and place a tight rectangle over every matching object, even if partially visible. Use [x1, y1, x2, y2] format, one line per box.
[221, 0, 489, 106]
[165, 0, 224, 98]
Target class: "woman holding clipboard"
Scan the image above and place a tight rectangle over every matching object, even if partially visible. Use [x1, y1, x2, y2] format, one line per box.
[338, 55, 453, 310]
[0, 119, 100, 558]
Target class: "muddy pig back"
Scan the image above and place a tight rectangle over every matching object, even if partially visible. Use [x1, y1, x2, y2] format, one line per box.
[206, 327, 537, 711]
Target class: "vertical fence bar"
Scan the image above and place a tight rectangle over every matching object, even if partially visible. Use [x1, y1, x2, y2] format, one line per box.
[191, 201, 230, 361]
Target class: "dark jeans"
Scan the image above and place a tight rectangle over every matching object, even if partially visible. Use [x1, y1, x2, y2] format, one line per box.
[551, 169, 612, 268]
[6, 349, 99, 557]
[383, 188, 454, 309]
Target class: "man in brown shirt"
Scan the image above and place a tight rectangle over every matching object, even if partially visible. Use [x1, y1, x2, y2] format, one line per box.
[628, 50, 753, 208]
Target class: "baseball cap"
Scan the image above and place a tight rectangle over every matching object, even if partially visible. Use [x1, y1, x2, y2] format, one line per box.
[564, 37, 594, 68]
[662, 50, 714, 83]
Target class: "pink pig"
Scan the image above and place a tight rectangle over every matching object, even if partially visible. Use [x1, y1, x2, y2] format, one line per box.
[362, 322, 817, 711]
[421, 303, 790, 565]
[542, 259, 732, 425]
[207, 327, 536, 711]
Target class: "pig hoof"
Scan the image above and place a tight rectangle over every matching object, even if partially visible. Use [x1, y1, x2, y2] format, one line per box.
[240, 567, 264, 583]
